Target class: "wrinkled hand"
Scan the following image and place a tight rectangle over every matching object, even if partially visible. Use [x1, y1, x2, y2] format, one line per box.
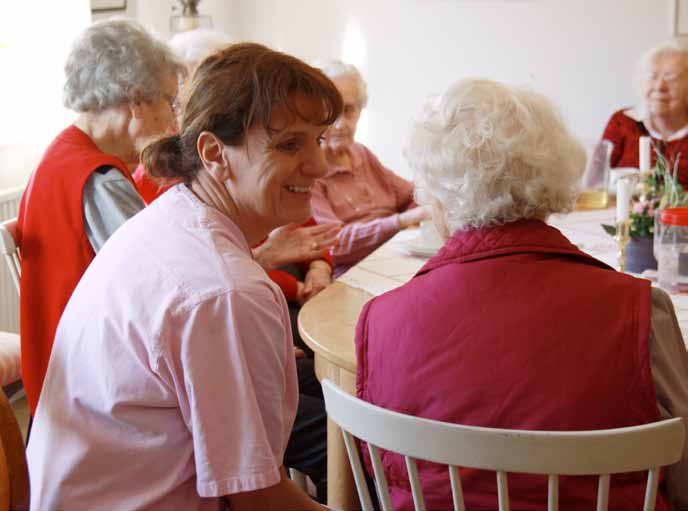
[398, 206, 432, 229]
[300, 261, 332, 304]
[253, 223, 341, 271]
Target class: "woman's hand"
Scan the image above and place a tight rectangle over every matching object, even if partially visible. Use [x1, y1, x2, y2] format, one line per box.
[398, 206, 432, 229]
[253, 223, 341, 271]
[300, 260, 332, 304]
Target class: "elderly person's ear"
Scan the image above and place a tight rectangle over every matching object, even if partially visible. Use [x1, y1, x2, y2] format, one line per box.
[197, 131, 231, 181]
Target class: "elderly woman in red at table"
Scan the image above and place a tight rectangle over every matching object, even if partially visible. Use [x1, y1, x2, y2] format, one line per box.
[602, 39, 688, 183]
[17, 19, 184, 416]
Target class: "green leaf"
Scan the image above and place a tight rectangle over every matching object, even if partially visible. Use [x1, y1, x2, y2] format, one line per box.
[601, 224, 617, 236]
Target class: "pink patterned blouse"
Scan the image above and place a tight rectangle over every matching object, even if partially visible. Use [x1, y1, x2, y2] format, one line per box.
[311, 142, 415, 276]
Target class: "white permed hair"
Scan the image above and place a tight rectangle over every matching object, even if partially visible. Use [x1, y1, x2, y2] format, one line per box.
[317, 59, 368, 108]
[63, 19, 185, 113]
[168, 28, 231, 68]
[633, 38, 688, 99]
[405, 79, 585, 232]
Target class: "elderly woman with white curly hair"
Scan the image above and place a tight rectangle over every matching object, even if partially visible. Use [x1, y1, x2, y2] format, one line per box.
[355, 79, 688, 510]
[603, 39, 688, 184]
[16, 19, 184, 416]
[312, 60, 431, 277]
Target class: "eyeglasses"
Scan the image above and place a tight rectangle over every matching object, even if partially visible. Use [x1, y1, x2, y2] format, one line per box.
[647, 72, 685, 85]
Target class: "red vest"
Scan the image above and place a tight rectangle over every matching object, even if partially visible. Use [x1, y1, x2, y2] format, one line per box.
[132, 164, 177, 205]
[356, 220, 668, 511]
[17, 126, 134, 413]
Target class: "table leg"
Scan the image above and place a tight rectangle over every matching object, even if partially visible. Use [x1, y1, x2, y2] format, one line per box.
[315, 356, 360, 511]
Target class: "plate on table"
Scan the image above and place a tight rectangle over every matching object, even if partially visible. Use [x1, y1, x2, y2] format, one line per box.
[399, 237, 442, 258]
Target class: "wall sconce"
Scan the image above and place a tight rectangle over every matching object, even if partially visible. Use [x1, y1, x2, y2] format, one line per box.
[170, 0, 212, 34]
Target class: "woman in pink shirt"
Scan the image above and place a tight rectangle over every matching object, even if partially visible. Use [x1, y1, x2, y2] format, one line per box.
[27, 43, 341, 511]
[311, 61, 431, 276]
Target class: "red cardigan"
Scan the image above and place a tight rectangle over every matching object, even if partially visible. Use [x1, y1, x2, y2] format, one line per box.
[133, 165, 332, 301]
[356, 220, 667, 511]
[602, 108, 688, 186]
[17, 126, 134, 412]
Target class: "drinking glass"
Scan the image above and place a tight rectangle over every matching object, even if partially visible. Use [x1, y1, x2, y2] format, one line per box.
[576, 140, 613, 209]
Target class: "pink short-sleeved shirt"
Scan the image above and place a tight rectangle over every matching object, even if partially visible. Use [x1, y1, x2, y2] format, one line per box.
[27, 185, 298, 511]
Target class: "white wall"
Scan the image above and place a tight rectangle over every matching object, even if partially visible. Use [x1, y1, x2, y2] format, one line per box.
[0, 0, 678, 189]
[93, 0, 239, 40]
[229, 0, 675, 179]
[0, 0, 91, 189]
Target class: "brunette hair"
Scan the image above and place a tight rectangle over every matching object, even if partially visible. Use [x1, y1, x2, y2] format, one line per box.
[142, 43, 343, 183]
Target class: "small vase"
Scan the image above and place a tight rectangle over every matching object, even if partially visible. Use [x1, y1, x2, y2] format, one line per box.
[625, 237, 657, 274]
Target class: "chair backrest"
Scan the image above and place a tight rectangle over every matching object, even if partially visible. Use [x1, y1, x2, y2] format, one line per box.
[0, 220, 20, 296]
[322, 379, 685, 511]
[0, 387, 28, 511]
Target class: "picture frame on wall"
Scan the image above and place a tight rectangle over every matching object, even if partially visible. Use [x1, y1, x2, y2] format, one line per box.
[91, 0, 127, 13]
[673, 0, 688, 36]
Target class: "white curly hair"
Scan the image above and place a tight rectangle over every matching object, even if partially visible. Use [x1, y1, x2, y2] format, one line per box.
[405, 79, 585, 232]
[316, 59, 368, 108]
[168, 28, 231, 70]
[63, 19, 185, 113]
[633, 38, 688, 99]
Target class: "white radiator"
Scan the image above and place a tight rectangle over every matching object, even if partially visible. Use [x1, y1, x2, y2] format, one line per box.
[0, 187, 22, 334]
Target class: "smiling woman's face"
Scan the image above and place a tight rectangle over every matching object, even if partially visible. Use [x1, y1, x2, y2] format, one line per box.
[225, 95, 329, 230]
[644, 51, 688, 120]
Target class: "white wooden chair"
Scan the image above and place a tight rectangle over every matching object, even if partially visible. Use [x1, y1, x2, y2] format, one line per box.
[322, 379, 685, 511]
[0, 220, 19, 295]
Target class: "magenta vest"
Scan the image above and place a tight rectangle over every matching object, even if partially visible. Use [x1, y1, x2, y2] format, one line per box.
[355, 220, 668, 511]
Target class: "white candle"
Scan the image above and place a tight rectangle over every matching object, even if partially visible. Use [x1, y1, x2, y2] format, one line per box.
[639, 136, 651, 172]
[616, 177, 632, 222]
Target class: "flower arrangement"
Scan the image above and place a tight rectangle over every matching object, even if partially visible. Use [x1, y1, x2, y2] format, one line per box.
[602, 147, 686, 239]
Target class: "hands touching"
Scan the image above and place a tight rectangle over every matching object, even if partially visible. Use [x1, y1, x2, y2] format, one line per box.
[253, 223, 341, 271]
[398, 206, 432, 229]
[296, 260, 332, 305]
[302, 260, 332, 303]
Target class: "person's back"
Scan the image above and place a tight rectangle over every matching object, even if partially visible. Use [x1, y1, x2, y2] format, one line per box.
[357, 78, 688, 510]
[356, 219, 673, 510]
[28, 186, 297, 509]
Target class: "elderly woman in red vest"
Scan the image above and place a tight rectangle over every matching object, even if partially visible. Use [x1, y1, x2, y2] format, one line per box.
[602, 39, 688, 183]
[356, 79, 688, 510]
[16, 19, 184, 414]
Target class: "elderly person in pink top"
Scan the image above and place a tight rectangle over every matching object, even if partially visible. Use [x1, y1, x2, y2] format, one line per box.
[27, 43, 341, 511]
[312, 61, 431, 276]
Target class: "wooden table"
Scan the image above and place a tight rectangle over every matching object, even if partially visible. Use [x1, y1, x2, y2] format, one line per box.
[298, 231, 424, 510]
[298, 209, 688, 510]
